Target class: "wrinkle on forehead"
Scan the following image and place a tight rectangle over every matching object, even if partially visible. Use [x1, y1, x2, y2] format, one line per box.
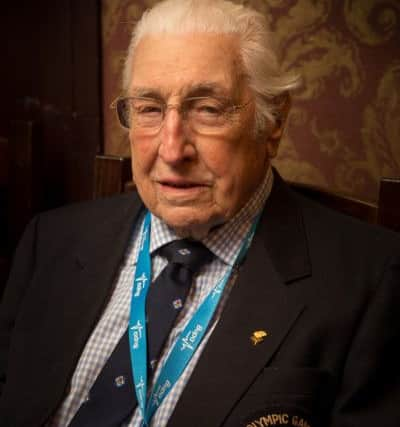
[129, 33, 246, 101]
[131, 82, 238, 101]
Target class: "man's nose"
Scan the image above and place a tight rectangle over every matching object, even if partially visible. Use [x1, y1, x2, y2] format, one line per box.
[158, 108, 196, 164]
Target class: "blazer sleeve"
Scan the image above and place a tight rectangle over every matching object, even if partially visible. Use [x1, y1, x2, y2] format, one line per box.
[0, 216, 38, 396]
[330, 251, 400, 426]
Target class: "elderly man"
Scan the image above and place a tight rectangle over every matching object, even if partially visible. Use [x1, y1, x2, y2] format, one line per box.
[1, 0, 400, 426]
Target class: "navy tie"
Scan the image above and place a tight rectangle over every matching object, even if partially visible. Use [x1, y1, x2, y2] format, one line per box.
[69, 239, 212, 427]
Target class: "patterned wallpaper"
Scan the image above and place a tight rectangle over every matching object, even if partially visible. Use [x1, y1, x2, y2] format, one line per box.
[101, 0, 400, 203]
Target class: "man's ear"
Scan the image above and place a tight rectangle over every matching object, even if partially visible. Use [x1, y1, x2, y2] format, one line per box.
[265, 93, 291, 159]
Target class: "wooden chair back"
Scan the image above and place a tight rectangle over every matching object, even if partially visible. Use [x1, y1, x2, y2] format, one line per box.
[377, 178, 400, 232]
[289, 181, 378, 224]
[93, 155, 132, 199]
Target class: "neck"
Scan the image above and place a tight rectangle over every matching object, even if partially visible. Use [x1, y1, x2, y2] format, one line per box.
[171, 221, 224, 240]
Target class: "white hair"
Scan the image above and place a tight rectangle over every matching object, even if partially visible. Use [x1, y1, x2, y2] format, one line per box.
[122, 0, 300, 133]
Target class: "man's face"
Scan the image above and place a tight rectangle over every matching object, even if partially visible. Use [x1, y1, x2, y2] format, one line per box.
[129, 33, 272, 237]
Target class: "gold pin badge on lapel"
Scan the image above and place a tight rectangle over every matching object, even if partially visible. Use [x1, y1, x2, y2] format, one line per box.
[250, 330, 268, 346]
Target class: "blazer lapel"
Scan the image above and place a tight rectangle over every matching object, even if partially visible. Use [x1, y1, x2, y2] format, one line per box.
[9, 193, 145, 426]
[168, 173, 311, 427]
[49, 194, 144, 412]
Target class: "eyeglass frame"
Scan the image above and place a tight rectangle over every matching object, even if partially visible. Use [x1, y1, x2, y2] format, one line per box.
[110, 95, 252, 134]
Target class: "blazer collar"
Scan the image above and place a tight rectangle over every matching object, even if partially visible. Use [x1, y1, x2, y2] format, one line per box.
[261, 170, 311, 284]
[74, 191, 144, 270]
[74, 169, 311, 283]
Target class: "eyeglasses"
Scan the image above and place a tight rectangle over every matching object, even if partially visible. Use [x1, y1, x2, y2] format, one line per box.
[111, 96, 251, 135]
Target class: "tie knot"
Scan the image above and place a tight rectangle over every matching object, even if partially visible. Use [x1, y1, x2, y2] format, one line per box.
[159, 239, 213, 273]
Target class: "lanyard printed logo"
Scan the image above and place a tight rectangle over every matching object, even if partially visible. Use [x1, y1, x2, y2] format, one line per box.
[130, 320, 144, 349]
[129, 211, 260, 426]
[180, 324, 204, 351]
[133, 273, 148, 297]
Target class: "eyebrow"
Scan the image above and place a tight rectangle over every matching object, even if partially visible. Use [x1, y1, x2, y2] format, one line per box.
[186, 83, 230, 98]
[130, 87, 164, 99]
[130, 82, 231, 100]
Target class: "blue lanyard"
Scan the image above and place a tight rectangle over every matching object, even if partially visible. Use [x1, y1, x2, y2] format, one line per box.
[128, 211, 260, 425]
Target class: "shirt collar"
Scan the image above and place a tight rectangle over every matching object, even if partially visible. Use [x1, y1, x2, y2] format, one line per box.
[149, 166, 273, 266]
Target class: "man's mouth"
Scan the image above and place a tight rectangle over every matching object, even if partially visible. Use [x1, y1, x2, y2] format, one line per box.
[162, 182, 199, 188]
[158, 179, 207, 189]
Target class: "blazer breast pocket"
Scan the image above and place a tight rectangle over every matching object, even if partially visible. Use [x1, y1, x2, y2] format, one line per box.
[224, 367, 336, 427]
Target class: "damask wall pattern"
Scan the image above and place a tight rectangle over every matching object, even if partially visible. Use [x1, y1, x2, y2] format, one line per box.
[102, 0, 400, 203]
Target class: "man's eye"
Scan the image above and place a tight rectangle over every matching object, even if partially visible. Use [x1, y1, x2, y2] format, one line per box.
[193, 101, 224, 116]
[198, 105, 221, 115]
[135, 105, 162, 115]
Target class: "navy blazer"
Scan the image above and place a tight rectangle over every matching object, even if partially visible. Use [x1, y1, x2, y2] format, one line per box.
[1, 173, 400, 426]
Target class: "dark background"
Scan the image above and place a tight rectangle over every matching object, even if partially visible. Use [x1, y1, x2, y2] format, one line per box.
[0, 0, 102, 294]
